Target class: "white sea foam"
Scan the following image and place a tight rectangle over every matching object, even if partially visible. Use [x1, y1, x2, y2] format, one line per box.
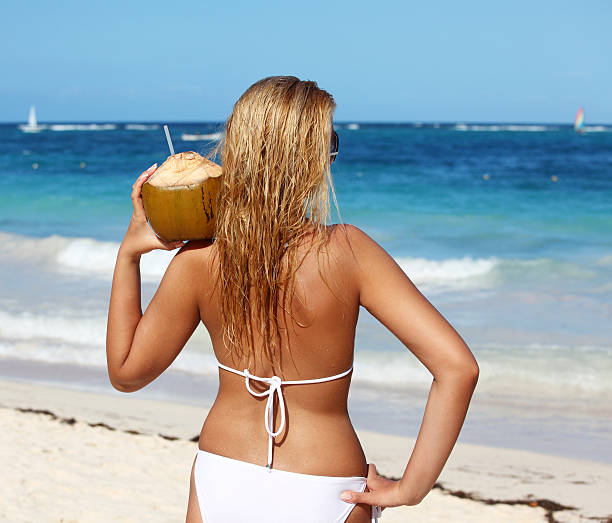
[124, 124, 160, 131]
[181, 132, 222, 141]
[0, 231, 174, 283]
[397, 255, 499, 285]
[55, 238, 178, 281]
[49, 124, 118, 131]
[469, 342, 612, 399]
[352, 343, 612, 400]
[0, 308, 215, 372]
[0, 310, 107, 348]
[454, 124, 554, 132]
[54, 236, 175, 281]
[0, 231, 581, 291]
[1, 231, 501, 287]
[583, 125, 611, 132]
[0, 341, 108, 368]
[2, 307, 609, 401]
[596, 254, 612, 266]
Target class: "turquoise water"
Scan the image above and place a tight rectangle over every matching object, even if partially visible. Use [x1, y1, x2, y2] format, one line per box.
[1, 122, 610, 461]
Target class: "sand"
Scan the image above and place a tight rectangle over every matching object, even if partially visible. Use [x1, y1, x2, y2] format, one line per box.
[1, 378, 610, 523]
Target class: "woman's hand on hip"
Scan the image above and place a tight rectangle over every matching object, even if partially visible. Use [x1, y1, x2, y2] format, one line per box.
[120, 163, 183, 259]
[340, 463, 416, 510]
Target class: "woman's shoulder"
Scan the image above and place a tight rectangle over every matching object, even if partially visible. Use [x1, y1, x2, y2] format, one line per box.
[324, 223, 376, 275]
[327, 223, 396, 280]
[170, 239, 217, 274]
[327, 223, 377, 253]
[328, 222, 367, 237]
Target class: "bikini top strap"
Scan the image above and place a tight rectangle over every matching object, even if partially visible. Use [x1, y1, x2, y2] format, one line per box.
[280, 365, 354, 385]
[215, 360, 354, 385]
[216, 361, 249, 379]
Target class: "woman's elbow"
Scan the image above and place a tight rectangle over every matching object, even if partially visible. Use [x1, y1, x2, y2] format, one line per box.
[109, 377, 134, 393]
[108, 370, 142, 393]
[465, 361, 480, 385]
[454, 356, 479, 382]
[440, 353, 480, 385]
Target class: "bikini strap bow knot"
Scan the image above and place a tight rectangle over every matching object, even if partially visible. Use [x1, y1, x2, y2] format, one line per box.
[242, 370, 286, 469]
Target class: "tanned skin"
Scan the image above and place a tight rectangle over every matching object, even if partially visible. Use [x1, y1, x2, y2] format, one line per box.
[107, 164, 479, 522]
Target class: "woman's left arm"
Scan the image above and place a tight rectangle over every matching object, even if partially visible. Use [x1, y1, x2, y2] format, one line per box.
[106, 164, 200, 392]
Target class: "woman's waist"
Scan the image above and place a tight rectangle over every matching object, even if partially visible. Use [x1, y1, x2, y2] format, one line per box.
[199, 405, 366, 477]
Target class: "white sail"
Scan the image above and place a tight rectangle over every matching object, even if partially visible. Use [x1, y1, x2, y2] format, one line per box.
[28, 106, 37, 127]
[19, 105, 44, 132]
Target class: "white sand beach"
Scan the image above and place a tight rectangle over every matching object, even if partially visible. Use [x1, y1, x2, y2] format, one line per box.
[1, 378, 610, 522]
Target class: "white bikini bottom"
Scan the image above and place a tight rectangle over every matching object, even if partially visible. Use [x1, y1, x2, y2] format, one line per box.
[193, 449, 381, 522]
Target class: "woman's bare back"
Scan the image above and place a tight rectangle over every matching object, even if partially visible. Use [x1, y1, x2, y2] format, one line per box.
[182, 224, 374, 522]
[195, 224, 368, 478]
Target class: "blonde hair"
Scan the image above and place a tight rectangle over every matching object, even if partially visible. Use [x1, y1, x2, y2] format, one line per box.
[207, 76, 343, 373]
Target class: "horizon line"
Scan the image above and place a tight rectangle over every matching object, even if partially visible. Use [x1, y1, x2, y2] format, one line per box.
[1, 119, 610, 126]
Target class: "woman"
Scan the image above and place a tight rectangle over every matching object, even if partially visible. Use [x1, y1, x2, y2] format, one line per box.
[106, 76, 479, 523]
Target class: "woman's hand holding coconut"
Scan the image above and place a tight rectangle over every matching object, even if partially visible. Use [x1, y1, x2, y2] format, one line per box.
[119, 163, 185, 260]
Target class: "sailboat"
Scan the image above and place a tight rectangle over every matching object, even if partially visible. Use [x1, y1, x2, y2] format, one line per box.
[18, 105, 45, 133]
[574, 107, 584, 134]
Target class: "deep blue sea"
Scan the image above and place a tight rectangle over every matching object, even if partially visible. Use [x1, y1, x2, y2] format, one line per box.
[1, 121, 610, 462]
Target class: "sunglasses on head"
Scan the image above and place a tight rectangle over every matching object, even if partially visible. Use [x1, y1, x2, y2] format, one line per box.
[330, 129, 339, 162]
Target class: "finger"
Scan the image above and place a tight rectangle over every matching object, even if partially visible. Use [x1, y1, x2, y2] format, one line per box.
[133, 163, 157, 189]
[131, 163, 157, 217]
[340, 489, 377, 506]
[340, 465, 381, 505]
[132, 164, 157, 190]
[140, 163, 158, 178]
[155, 234, 184, 250]
[130, 194, 146, 220]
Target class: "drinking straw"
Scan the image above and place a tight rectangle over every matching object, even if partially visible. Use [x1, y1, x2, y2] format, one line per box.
[163, 125, 175, 155]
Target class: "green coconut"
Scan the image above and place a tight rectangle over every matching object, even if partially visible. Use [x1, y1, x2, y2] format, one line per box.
[142, 151, 222, 241]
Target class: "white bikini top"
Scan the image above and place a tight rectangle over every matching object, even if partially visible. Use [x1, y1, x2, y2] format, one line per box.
[216, 359, 354, 471]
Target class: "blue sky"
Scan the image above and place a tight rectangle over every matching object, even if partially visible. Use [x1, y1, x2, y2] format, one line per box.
[2, 1, 610, 123]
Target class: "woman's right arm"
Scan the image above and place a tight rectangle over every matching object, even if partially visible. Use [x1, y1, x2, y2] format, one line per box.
[339, 224, 479, 508]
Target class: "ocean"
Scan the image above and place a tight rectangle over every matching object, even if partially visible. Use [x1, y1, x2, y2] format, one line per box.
[1, 121, 610, 463]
